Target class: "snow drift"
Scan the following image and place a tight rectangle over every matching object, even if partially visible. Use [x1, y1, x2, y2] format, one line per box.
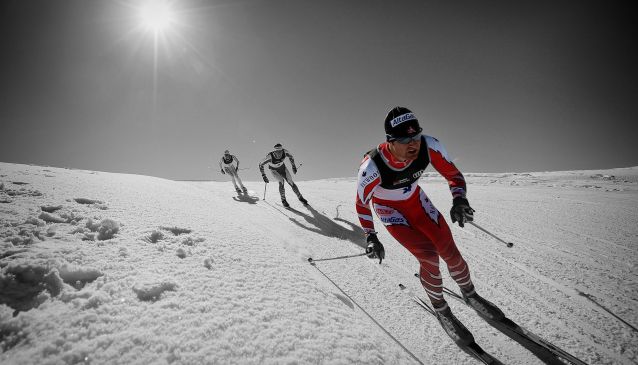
[0, 162, 636, 364]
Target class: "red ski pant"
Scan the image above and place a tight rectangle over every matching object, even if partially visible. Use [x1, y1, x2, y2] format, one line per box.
[372, 188, 473, 304]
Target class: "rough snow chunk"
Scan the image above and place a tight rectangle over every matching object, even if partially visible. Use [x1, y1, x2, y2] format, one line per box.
[160, 226, 192, 235]
[176, 247, 187, 259]
[38, 212, 66, 224]
[0, 305, 29, 351]
[132, 281, 177, 301]
[85, 218, 119, 240]
[40, 205, 63, 213]
[0, 263, 65, 312]
[143, 230, 164, 243]
[181, 235, 205, 246]
[57, 264, 103, 288]
[74, 198, 103, 205]
[24, 216, 45, 226]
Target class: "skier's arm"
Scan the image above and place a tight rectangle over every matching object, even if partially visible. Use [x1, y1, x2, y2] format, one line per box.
[425, 136, 467, 199]
[258, 157, 270, 183]
[356, 156, 381, 235]
[285, 150, 297, 171]
[258, 156, 269, 176]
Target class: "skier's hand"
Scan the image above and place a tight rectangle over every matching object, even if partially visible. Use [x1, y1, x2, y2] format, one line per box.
[365, 233, 385, 264]
[221, 169, 225, 175]
[262, 174, 269, 183]
[450, 197, 475, 227]
[292, 165, 297, 174]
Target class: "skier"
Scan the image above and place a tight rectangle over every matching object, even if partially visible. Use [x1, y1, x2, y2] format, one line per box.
[259, 143, 307, 208]
[219, 150, 248, 195]
[356, 107, 503, 345]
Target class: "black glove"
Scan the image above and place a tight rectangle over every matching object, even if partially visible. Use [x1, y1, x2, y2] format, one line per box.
[365, 233, 385, 264]
[450, 197, 475, 227]
[262, 174, 269, 183]
[292, 165, 297, 174]
[221, 169, 225, 175]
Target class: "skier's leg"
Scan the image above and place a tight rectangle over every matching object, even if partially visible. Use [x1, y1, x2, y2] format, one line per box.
[375, 197, 475, 342]
[229, 173, 241, 193]
[283, 167, 306, 203]
[225, 167, 240, 192]
[372, 200, 446, 307]
[410, 189, 474, 293]
[234, 173, 247, 192]
[271, 168, 287, 205]
[411, 193, 504, 320]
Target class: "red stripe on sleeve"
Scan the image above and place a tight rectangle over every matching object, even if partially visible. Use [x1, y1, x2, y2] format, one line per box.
[429, 149, 466, 198]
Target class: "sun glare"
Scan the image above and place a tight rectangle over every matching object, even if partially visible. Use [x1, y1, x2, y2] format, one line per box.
[140, 1, 174, 34]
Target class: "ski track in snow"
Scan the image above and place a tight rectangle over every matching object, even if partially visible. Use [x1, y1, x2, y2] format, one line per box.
[1, 163, 637, 364]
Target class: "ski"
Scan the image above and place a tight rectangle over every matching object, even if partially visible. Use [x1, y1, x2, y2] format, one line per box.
[442, 287, 588, 365]
[412, 296, 505, 365]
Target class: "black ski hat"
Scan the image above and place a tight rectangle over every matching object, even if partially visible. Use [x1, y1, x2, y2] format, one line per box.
[384, 106, 422, 141]
[274, 143, 283, 150]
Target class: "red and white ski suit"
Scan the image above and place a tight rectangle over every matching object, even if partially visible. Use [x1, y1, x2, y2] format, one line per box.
[356, 135, 473, 303]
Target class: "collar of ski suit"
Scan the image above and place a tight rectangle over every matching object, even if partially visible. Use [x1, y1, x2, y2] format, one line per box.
[378, 142, 414, 169]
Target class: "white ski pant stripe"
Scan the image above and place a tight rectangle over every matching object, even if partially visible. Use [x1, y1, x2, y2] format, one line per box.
[453, 272, 470, 283]
[358, 214, 373, 222]
[420, 279, 443, 288]
[447, 257, 464, 269]
[424, 287, 444, 299]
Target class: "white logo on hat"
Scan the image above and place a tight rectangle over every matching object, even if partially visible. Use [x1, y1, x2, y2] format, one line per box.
[390, 113, 416, 128]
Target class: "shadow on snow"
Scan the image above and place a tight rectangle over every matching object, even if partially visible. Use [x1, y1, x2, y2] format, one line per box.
[285, 205, 366, 249]
[232, 194, 259, 204]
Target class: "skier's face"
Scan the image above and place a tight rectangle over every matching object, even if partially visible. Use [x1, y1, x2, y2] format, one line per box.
[389, 137, 421, 161]
[273, 150, 284, 159]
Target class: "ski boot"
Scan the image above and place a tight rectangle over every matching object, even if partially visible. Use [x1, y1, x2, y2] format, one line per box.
[434, 304, 474, 346]
[242, 187, 248, 195]
[462, 289, 505, 321]
[298, 196, 308, 205]
[235, 188, 243, 195]
[281, 199, 290, 208]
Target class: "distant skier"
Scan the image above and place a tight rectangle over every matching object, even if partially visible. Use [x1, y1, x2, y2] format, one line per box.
[356, 107, 503, 345]
[219, 150, 247, 195]
[259, 143, 307, 208]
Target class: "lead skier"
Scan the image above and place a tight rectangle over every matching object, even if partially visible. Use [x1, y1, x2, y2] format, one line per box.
[259, 143, 307, 208]
[219, 150, 248, 195]
[356, 107, 503, 344]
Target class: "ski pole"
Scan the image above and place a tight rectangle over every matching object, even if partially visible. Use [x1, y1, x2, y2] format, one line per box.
[263, 183, 267, 200]
[309, 261, 425, 365]
[307, 252, 368, 263]
[468, 221, 514, 248]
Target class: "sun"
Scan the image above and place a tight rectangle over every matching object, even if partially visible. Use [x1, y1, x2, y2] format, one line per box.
[139, 1, 174, 34]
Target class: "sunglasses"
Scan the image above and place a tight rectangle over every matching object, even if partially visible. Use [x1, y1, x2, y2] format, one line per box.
[391, 133, 422, 144]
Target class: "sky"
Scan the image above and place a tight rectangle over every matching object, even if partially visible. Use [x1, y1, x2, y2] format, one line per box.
[1, 0, 637, 181]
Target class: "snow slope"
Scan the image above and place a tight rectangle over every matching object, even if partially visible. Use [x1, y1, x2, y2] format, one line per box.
[1, 162, 637, 364]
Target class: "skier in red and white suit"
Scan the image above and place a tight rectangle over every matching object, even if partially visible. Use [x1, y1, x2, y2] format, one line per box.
[356, 107, 503, 343]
